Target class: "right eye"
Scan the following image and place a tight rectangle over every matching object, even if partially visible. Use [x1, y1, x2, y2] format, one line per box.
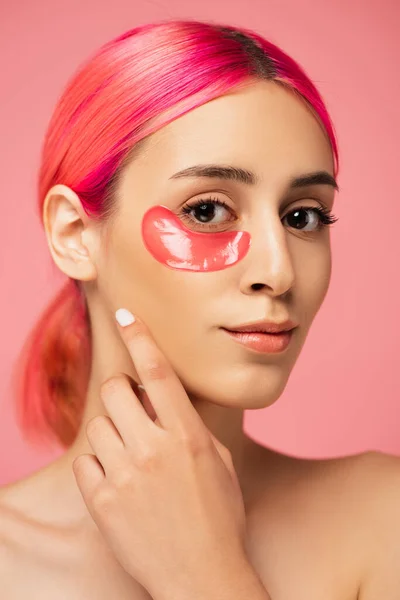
[180, 197, 236, 230]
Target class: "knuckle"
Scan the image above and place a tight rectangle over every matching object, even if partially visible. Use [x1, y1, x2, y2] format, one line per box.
[145, 360, 169, 382]
[131, 328, 148, 343]
[135, 448, 160, 472]
[113, 467, 135, 490]
[86, 415, 107, 437]
[93, 486, 115, 512]
[178, 430, 210, 456]
[100, 375, 125, 397]
[72, 454, 88, 475]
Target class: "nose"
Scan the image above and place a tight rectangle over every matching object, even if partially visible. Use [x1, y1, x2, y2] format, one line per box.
[238, 214, 295, 297]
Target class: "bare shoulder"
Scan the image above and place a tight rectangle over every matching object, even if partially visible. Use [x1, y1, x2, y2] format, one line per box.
[249, 444, 400, 598]
[0, 485, 27, 591]
[0, 473, 66, 581]
[251, 443, 400, 503]
[338, 450, 400, 599]
[257, 445, 400, 540]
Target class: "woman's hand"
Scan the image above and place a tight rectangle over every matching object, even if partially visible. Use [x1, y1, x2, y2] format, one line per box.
[72, 309, 248, 598]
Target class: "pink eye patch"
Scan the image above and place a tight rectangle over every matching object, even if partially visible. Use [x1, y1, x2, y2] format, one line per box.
[141, 205, 251, 272]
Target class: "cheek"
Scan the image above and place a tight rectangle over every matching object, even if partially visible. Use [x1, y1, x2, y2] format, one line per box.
[300, 247, 332, 317]
[141, 205, 251, 272]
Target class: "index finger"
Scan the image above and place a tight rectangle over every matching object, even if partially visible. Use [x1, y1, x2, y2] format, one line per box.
[115, 308, 203, 435]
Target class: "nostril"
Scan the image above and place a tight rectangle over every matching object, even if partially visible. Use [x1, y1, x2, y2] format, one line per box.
[251, 283, 265, 291]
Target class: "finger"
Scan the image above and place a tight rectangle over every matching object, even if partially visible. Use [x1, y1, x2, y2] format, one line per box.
[85, 415, 125, 475]
[115, 309, 204, 436]
[100, 374, 156, 446]
[208, 430, 235, 477]
[72, 453, 104, 500]
[137, 384, 158, 423]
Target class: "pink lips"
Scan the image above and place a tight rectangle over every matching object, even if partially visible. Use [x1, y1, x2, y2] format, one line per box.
[222, 329, 294, 353]
[141, 205, 251, 272]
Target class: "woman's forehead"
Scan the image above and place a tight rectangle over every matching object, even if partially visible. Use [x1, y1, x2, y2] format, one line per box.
[118, 82, 334, 203]
[133, 83, 333, 172]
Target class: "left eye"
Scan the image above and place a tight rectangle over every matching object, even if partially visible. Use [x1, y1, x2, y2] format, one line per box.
[283, 206, 338, 231]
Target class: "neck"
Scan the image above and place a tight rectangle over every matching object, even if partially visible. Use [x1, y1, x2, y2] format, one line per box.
[52, 325, 253, 529]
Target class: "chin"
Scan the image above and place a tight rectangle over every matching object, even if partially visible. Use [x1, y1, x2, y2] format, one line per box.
[184, 364, 291, 410]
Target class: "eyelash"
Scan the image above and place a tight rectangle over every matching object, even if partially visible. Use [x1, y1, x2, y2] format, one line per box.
[180, 196, 339, 232]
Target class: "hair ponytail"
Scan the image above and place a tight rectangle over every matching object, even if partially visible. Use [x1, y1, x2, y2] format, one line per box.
[12, 279, 92, 448]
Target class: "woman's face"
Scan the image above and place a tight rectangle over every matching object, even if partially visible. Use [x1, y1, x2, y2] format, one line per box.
[96, 79, 337, 408]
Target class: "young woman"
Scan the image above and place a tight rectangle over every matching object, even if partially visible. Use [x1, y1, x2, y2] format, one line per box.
[1, 18, 399, 600]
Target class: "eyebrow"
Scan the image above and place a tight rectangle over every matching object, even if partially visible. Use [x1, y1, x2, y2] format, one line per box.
[169, 164, 339, 192]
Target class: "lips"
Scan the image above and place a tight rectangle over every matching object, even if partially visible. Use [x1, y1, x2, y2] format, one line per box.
[222, 328, 294, 353]
[226, 328, 290, 334]
[223, 321, 297, 334]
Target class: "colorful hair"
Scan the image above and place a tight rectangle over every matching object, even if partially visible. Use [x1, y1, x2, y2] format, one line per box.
[11, 18, 340, 449]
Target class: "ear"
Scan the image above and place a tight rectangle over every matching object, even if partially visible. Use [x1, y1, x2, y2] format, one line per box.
[42, 184, 98, 282]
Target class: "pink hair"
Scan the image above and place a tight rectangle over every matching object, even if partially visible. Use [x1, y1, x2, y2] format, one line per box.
[11, 18, 339, 448]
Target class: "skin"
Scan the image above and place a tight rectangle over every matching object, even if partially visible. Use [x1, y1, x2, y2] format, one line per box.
[1, 79, 400, 598]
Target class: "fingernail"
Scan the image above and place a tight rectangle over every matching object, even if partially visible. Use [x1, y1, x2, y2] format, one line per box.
[115, 308, 135, 327]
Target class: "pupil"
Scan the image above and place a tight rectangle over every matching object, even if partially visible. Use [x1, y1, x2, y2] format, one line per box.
[288, 209, 308, 229]
[196, 204, 215, 223]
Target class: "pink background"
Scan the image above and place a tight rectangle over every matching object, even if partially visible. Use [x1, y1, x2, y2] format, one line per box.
[1, 0, 399, 486]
